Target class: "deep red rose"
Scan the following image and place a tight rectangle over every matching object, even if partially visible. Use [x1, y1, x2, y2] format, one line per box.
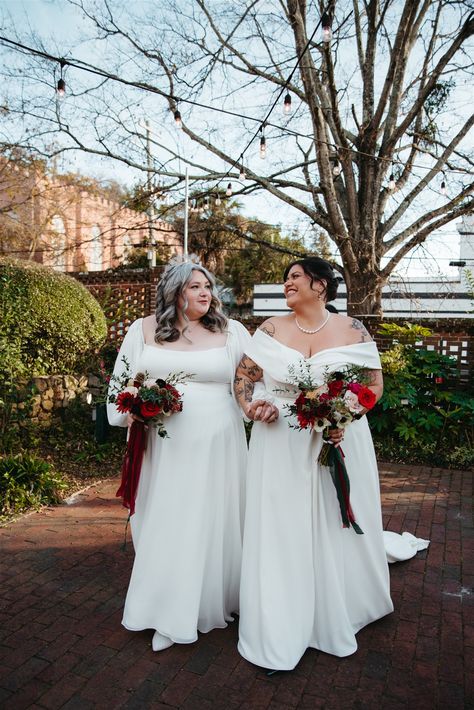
[358, 386, 376, 410]
[116, 391, 135, 413]
[140, 400, 162, 419]
[327, 379, 344, 397]
[347, 382, 362, 394]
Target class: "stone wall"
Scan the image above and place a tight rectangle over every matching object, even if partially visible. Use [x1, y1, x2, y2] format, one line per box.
[28, 375, 89, 426]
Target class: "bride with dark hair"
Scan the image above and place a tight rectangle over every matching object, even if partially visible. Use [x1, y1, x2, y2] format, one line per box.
[108, 257, 273, 652]
[235, 257, 395, 670]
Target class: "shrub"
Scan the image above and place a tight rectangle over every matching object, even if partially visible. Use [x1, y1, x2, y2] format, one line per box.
[0, 257, 107, 376]
[368, 323, 474, 467]
[0, 454, 68, 516]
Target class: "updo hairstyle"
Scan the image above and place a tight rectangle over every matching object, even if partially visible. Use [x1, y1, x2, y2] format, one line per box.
[154, 261, 227, 343]
[283, 257, 338, 303]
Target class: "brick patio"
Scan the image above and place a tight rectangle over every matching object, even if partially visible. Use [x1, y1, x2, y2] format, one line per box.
[0, 465, 472, 709]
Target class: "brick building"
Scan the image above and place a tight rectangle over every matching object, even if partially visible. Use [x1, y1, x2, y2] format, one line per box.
[0, 158, 181, 271]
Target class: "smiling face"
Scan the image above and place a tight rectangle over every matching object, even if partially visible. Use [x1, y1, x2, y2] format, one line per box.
[284, 264, 324, 307]
[178, 269, 213, 320]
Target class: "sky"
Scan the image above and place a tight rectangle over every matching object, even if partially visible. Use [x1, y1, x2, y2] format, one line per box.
[0, 0, 469, 279]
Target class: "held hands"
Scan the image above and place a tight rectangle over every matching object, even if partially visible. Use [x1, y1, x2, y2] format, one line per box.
[246, 399, 279, 424]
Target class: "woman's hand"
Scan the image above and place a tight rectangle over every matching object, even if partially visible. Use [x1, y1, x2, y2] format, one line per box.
[246, 399, 279, 424]
[327, 427, 344, 445]
[127, 413, 144, 426]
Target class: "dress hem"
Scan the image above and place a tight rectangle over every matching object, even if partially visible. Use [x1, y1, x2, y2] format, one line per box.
[122, 618, 234, 644]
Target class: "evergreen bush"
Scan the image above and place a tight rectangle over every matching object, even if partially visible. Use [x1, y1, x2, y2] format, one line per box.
[0, 257, 107, 376]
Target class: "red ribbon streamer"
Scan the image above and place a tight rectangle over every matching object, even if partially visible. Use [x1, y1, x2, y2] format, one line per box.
[116, 420, 147, 516]
[326, 444, 364, 534]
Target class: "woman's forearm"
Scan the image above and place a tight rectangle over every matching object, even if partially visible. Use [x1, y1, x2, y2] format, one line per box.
[233, 355, 263, 413]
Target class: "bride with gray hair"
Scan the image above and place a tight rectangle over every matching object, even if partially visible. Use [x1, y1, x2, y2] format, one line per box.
[108, 257, 269, 652]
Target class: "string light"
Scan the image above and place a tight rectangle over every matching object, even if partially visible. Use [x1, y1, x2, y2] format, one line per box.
[2, 33, 460, 220]
[174, 105, 182, 128]
[321, 12, 332, 43]
[332, 151, 342, 176]
[388, 167, 397, 191]
[259, 125, 266, 159]
[1, 36, 460, 186]
[441, 173, 447, 196]
[56, 59, 66, 97]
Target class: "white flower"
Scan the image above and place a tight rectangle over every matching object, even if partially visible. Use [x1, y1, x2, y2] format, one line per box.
[143, 378, 158, 388]
[123, 385, 138, 395]
[333, 410, 353, 428]
[314, 417, 331, 432]
[343, 391, 364, 414]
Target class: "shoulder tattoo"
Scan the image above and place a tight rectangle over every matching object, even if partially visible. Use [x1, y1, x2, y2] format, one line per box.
[351, 318, 371, 343]
[259, 321, 275, 338]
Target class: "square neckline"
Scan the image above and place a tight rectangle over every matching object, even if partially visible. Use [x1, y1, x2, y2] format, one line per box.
[139, 319, 230, 353]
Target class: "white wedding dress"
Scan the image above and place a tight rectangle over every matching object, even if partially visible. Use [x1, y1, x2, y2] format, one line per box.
[107, 319, 249, 643]
[238, 330, 428, 670]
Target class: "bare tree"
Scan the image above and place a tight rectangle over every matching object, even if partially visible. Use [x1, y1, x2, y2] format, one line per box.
[0, 0, 472, 314]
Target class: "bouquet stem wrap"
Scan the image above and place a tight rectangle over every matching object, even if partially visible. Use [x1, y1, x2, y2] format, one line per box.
[319, 442, 363, 535]
[116, 420, 147, 516]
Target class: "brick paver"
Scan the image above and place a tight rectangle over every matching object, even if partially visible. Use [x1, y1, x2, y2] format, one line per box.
[0, 466, 472, 709]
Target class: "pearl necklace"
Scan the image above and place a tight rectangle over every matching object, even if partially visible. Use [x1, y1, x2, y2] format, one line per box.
[294, 312, 331, 334]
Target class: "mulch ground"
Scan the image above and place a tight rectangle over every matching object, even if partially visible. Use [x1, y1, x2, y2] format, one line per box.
[0, 464, 472, 709]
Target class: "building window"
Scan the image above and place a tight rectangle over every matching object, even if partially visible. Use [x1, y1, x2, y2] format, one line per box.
[50, 215, 67, 271]
[90, 225, 102, 271]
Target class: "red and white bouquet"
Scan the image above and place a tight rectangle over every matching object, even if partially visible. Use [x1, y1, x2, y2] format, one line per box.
[108, 358, 191, 515]
[286, 364, 377, 534]
[112, 371, 185, 439]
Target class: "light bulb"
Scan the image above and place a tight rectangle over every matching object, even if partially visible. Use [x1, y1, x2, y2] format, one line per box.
[226, 183, 232, 197]
[332, 161, 342, 176]
[215, 194, 222, 206]
[239, 165, 246, 180]
[56, 78, 66, 97]
[259, 136, 266, 159]
[441, 180, 447, 196]
[283, 93, 292, 115]
[174, 110, 182, 128]
[388, 173, 396, 191]
[321, 12, 332, 43]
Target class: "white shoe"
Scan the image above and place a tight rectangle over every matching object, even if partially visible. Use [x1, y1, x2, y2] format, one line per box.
[152, 631, 174, 652]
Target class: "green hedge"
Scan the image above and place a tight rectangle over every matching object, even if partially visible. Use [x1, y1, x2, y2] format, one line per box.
[0, 257, 107, 377]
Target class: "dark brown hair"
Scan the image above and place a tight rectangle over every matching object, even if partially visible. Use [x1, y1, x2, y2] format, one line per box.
[283, 257, 338, 302]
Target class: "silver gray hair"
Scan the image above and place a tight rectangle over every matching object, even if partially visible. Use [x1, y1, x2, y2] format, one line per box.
[154, 261, 227, 343]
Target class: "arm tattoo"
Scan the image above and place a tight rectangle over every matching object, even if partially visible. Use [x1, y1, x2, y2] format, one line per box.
[244, 381, 254, 402]
[236, 355, 263, 382]
[351, 318, 371, 343]
[259, 321, 275, 338]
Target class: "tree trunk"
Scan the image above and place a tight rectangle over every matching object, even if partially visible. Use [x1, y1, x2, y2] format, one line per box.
[344, 268, 385, 317]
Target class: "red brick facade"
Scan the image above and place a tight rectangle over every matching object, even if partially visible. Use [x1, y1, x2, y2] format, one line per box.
[0, 161, 181, 271]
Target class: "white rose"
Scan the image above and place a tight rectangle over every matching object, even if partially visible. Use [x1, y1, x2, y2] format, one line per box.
[122, 386, 138, 395]
[343, 391, 363, 414]
[143, 379, 158, 388]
